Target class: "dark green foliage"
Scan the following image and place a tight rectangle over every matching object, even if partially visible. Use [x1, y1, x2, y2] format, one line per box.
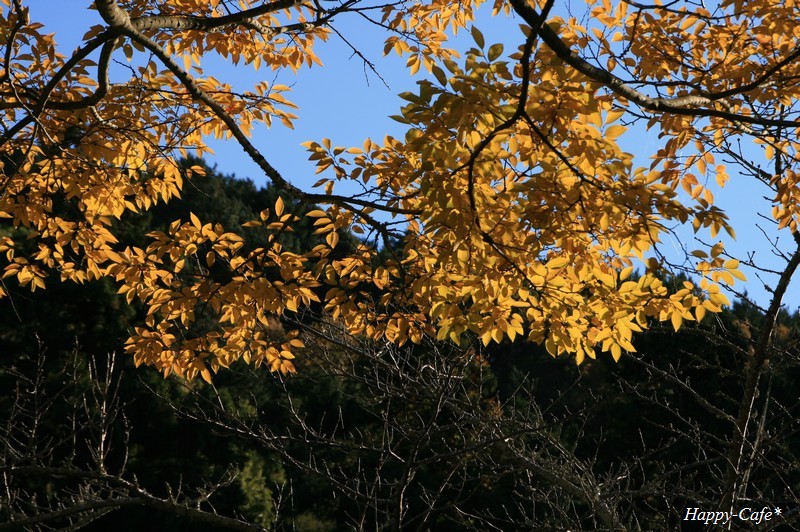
[2, 159, 799, 530]
[113, 157, 320, 254]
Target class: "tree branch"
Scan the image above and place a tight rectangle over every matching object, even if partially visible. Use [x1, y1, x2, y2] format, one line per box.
[509, 0, 800, 130]
[720, 236, 800, 514]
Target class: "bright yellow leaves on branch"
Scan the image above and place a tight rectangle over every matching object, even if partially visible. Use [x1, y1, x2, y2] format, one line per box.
[2, 0, 793, 379]
[108, 201, 321, 380]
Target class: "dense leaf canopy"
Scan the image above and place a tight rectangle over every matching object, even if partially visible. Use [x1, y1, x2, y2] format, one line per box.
[2, 0, 799, 380]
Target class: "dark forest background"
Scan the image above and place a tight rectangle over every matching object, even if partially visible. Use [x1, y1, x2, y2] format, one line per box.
[1, 160, 798, 530]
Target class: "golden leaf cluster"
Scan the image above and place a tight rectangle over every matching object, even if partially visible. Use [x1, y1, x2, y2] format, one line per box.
[3, 0, 793, 379]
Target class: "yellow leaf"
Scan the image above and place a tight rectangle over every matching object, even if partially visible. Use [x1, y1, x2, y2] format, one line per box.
[546, 256, 570, 270]
[487, 43, 504, 61]
[671, 312, 683, 332]
[471, 26, 485, 48]
[604, 125, 625, 139]
[695, 305, 706, 322]
[326, 232, 339, 248]
[610, 343, 621, 361]
[731, 269, 747, 282]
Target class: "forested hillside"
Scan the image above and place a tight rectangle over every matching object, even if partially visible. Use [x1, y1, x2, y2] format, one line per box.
[2, 162, 797, 530]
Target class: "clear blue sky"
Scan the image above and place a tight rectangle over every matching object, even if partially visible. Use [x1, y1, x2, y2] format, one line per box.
[30, 1, 799, 311]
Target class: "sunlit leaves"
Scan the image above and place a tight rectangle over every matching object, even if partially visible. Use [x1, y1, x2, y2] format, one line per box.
[2, 0, 795, 379]
[296, 37, 733, 365]
[108, 209, 321, 378]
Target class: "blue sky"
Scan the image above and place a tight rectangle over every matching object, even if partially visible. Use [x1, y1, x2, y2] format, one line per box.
[29, 1, 799, 310]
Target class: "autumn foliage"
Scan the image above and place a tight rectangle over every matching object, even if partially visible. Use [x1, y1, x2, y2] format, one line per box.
[2, 0, 798, 381]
